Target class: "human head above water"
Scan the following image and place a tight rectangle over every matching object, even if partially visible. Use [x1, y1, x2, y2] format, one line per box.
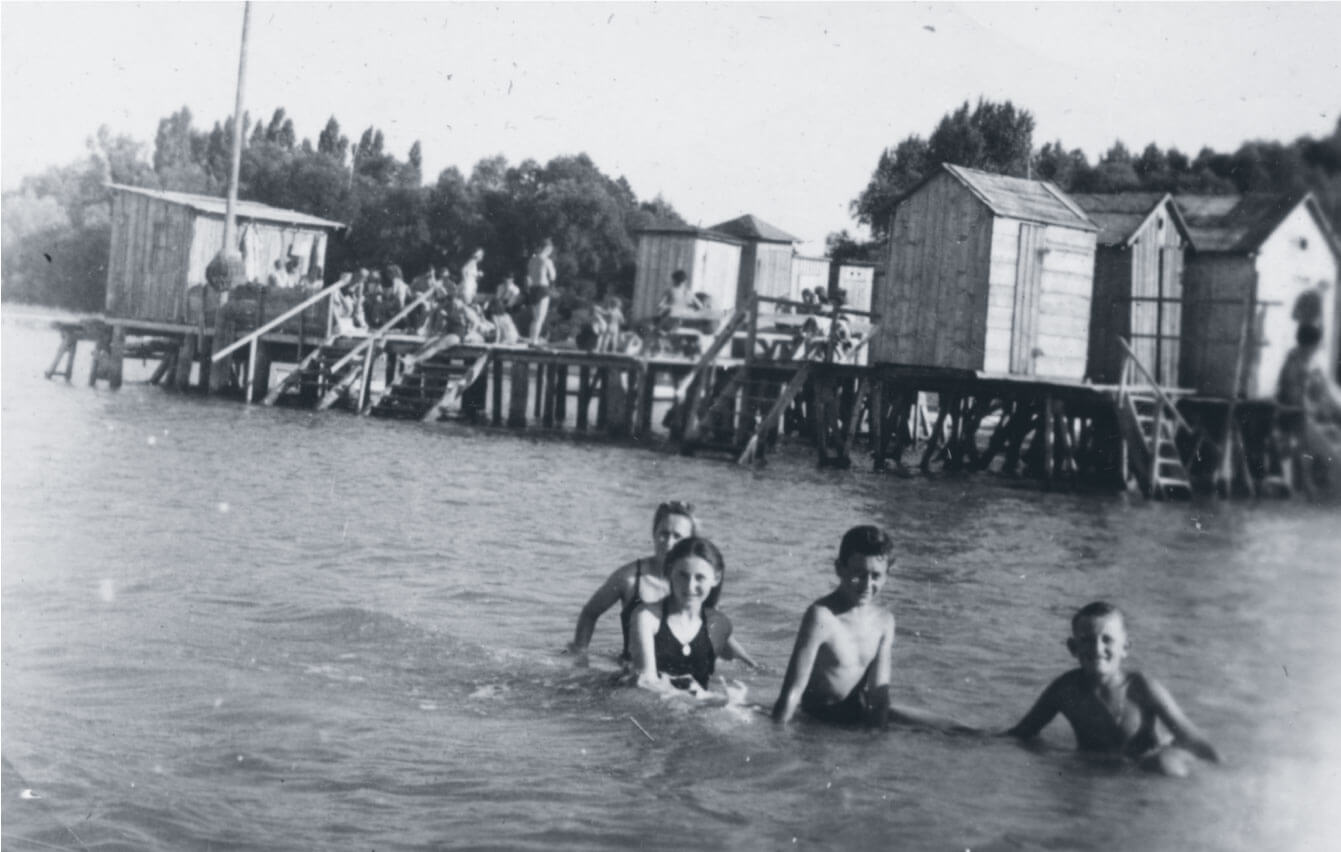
[651, 501, 698, 567]
[1070, 600, 1125, 634]
[664, 535, 725, 609]
[837, 525, 894, 566]
[1067, 601, 1129, 679]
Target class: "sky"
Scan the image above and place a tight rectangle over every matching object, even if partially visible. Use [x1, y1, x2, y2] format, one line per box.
[3, 2, 1339, 254]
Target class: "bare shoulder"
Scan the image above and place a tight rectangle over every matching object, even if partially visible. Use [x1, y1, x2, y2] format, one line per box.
[1124, 670, 1166, 704]
[1047, 667, 1087, 699]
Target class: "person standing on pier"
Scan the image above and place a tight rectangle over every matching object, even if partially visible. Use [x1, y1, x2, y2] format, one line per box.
[527, 238, 557, 345]
[460, 248, 485, 306]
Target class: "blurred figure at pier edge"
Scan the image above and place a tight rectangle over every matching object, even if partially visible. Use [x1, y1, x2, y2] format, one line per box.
[330, 270, 367, 335]
[799, 288, 817, 314]
[527, 238, 557, 345]
[460, 248, 485, 306]
[1275, 319, 1341, 497]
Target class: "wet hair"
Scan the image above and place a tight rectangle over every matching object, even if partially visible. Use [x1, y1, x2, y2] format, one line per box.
[1297, 323, 1323, 348]
[837, 525, 894, 564]
[652, 500, 698, 536]
[664, 536, 725, 609]
[1071, 601, 1124, 633]
[671, 269, 688, 285]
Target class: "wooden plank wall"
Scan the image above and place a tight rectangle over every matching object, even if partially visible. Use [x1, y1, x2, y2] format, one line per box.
[1009, 222, 1044, 373]
[1180, 254, 1254, 396]
[1032, 224, 1096, 380]
[833, 265, 872, 312]
[734, 243, 759, 305]
[694, 239, 744, 312]
[633, 234, 696, 319]
[791, 256, 832, 302]
[1085, 244, 1132, 383]
[752, 243, 795, 301]
[983, 218, 1021, 372]
[875, 172, 993, 369]
[106, 193, 194, 323]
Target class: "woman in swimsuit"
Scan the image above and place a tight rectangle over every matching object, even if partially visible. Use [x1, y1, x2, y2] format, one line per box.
[566, 503, 756, 668]
[628, 536, 738, 697]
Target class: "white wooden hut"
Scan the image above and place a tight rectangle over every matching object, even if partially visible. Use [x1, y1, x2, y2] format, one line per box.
[1177, 191, 1341, 397]
[1070, 192, 1192, 385]
[104, 184, 344, 325]
[709, 214, 800, 304]
[790, 255, 833, 303]
[874, 163, 1099, 379]
[832, 262, 877, 313]
[631, 225, 743, 320]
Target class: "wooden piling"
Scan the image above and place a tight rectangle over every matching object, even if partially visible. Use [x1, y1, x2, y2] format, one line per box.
[577, 366, 592, 431]
[508, 360, 530, 427]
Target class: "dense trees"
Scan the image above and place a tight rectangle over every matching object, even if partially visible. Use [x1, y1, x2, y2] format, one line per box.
[2, 107, 685, 311]
[843, 102, 1341, 264]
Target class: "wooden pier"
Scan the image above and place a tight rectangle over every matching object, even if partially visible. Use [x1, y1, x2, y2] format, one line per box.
[46, 287, 1295, 499]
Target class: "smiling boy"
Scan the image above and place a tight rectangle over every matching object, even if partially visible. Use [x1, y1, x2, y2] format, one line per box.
[1005, 601, 1221, 776]
[772, 526, 896, 727]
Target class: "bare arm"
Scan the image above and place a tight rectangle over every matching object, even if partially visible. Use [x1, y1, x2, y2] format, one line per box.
[722, 635, 759, 669]
[567, 561, 635, 655]
[629, 605, 662, 687]
[772, 606, 826, 724]
[1138, 674, 1221, 763]
[1005, 675, 1065, 740]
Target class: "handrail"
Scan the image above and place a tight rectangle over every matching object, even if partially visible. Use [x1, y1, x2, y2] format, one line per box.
[1118, 337, 1192, 433]
[211, 281, 344, 362]
[755, 293, 881, 321]
[671, 309, 749, 401]
[322, 290, 435, 376]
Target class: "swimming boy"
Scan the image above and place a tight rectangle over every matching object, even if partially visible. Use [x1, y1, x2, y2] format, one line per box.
[772, 526, 896, 727]
[1005, 601, 1221, 776]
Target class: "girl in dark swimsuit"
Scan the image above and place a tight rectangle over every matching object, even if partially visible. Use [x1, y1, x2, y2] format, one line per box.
[629, 537, 740, 698]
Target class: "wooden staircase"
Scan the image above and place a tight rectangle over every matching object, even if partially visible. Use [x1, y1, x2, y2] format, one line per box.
[1117, 338, 1193, 499]
[369, 340, 492, 422]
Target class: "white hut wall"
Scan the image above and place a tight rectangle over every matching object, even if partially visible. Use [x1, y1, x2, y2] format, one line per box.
[746, 242, 795, 302]
[875, 173, 993, 369]
[1251, 202, 1340, 395]
[693, 239, 744, 313]
[1085, 245, 1133, 383]
[1179, 255, 1255, 397]
[633, 234, 696, 319]
[105, 192, 195, 323]
[791, 256, 832, 303]
[1031, 225, 1096, 379]
[834, 265, 874, 313]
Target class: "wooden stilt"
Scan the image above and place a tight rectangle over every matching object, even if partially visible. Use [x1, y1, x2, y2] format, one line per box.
[605, 367, 630, 438]
[175, 333, 197, 390]
[576, 365, 592, 431]
[508, 360, 529, 427]
[542, 363, 558, 428]
[491, 354, 504, 426]
[554, 365, 569, 426]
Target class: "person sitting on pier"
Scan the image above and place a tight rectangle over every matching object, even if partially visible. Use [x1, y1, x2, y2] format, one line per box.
[1004, 601, 1222, 777]
[627, 536, 747, 701]
[566, 502, 755, 669]
[331, 270, 368, 335]
[658, 270, 692, 319]
[773, 526, 969, 730]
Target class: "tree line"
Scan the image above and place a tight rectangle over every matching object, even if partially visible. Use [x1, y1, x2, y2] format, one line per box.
[829, 98, 1341, 264]
[1, 107, 685, 311]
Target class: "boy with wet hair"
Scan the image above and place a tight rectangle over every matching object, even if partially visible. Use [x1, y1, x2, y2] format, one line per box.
[1006, 601, 1221, 776]
[773, 525, 897, 727]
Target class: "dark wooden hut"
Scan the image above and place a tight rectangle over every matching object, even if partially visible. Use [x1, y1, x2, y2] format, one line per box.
[874, 163, 1098, 379]
[104, 184, 344, 326]
[1070, 192, 1191, 385]
[1177, 192, 1341, 397]
[709, 214, 800, 305]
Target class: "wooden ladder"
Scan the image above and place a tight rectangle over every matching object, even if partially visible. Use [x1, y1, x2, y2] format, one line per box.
[737, 361, 814, 464]
[1117, 338, 1193, 499]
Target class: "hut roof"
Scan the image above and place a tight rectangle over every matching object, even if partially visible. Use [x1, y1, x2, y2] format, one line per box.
[929, 164, 1097, 231]
[107, 184, 346, 230]
[1069, 191, 1192, 247]
[634, 222, 744, 245]
[1175, 191, 1340, 256]
[709, 214, 800, 244]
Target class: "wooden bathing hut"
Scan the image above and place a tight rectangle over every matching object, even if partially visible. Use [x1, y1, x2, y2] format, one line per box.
[873, 163, 1099, 379]
[709, 214, 801, 305]
[1176, 192, 1341, 397]
[832, 261, 878, 313]
[790, 255, 833, 302]
[1069, 192, 1192, 385]
[104, 184, 345, 326]
[631, 224, 743, 319]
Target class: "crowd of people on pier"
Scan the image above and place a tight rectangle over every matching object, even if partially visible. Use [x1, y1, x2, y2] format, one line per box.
[566, 502, 1223, 778]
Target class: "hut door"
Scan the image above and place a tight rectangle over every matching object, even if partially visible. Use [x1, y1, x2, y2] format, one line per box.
[1156, 246, 1182, 385]
[1010, 223, 1045, 374]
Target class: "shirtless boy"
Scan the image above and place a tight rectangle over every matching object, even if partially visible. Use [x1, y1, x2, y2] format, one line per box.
[772, 526, 896, 727]
[1005, 601, 1221, 776]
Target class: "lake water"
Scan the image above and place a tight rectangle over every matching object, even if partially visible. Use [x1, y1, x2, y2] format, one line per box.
[3, 309, 1339, 851]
